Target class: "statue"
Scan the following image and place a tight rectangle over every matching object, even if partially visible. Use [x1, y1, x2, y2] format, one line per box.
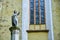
[12, 10, 20, 27]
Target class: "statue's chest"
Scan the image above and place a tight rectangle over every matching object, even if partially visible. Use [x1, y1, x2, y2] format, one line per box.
[14, 16, 18, 20]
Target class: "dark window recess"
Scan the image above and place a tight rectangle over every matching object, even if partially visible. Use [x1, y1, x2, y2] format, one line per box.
[30, 0, 34, 24]
[36, 0, 39, 24]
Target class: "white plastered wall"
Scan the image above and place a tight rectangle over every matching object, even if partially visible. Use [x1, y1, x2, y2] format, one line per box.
[45, 0, 54, 40]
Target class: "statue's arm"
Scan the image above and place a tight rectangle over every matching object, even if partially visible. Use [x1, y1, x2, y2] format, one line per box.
[17, 12, 20, 15]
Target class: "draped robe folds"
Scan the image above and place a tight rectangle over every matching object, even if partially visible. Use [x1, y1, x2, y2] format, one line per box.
[12, 14, 18, 27]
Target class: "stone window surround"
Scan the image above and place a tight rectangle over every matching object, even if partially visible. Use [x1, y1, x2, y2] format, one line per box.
[22, 0, 54, 40]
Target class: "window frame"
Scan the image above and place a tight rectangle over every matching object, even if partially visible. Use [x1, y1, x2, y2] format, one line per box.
[22, 0, 54, 40]
[29, 0, 46, 25]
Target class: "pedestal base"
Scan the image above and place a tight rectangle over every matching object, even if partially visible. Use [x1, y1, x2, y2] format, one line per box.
[9, 27, 20, 40]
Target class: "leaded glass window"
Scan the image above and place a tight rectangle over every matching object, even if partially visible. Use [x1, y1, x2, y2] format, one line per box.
[30, 0, 45, 24]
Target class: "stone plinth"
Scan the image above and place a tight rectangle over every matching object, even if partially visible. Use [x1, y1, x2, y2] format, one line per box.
[9, 27, 20, 40]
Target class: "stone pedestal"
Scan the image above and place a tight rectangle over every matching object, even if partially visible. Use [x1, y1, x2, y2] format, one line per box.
[9, 27, 20, 40]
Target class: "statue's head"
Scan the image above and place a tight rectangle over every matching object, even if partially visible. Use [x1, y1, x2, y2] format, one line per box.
[14, 10, 17, 14]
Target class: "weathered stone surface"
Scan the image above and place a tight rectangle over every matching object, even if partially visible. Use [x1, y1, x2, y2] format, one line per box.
[52, 0, 60, 40]
[0, 0, 22, 40]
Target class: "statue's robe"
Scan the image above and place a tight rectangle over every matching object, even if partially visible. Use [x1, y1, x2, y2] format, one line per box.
[12, 14, 18, 27]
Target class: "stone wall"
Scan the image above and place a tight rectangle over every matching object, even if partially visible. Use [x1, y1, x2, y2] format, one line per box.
[0, 0, 60, 40]
[0, 0, 22, 40]
[52, 0, 60, 40]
